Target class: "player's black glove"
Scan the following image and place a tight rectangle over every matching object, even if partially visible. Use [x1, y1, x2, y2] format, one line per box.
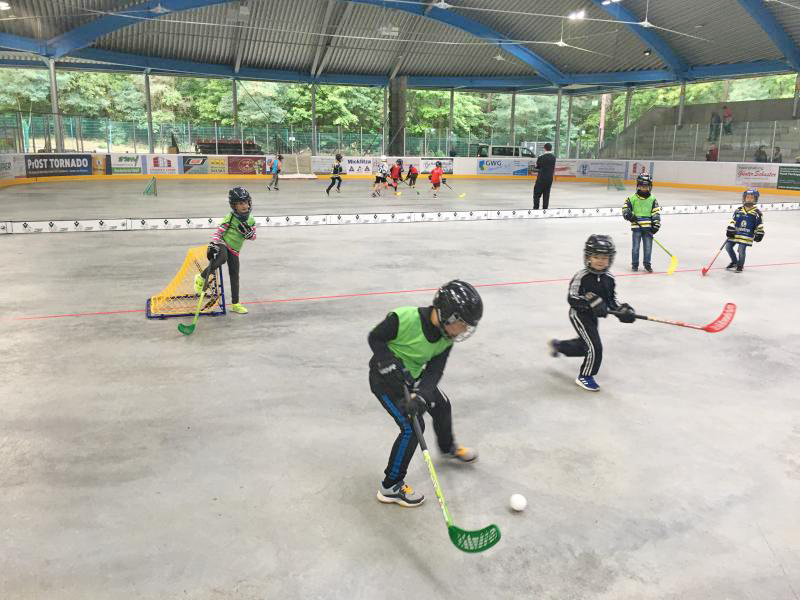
[615, 303, 636, 324]
[651, 221, 660, 235]
[207, 242, 222, 261]
[585, 291, 608, 318]
[376, 357, 413, 390]
[754, 231, 764, 242]
[442, 177, 447, 184]
[238, 222, 255, 239]
[398, 391, 429, 416]
[726, 225, 736, 239]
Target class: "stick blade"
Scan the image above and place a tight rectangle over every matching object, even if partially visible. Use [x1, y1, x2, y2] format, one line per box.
[177, 323, 196, 335]
[666, 255, 678, 275]
[701, 267, 709, 276]
[448, 524, 501, 553]
[703, 302, 736, 333]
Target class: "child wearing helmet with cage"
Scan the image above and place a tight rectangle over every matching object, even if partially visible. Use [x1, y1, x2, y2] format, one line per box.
[622, 173, 661, 272]
[194, 187, 256, 315]
[549, 235, 636, 392]
[368, 280, 483, 507]
[725, 188, 765, 273]
[372, 155, 390, 197]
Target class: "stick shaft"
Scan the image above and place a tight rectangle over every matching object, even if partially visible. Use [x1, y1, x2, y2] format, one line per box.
[411, 414, 454, 527]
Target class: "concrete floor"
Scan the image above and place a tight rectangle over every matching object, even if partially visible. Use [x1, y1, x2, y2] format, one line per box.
[1, 178, 799, 600]
[2, 176, 795, 222]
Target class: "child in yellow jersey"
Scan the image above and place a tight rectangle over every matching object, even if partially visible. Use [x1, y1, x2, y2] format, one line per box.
[368, 280, 483, 507]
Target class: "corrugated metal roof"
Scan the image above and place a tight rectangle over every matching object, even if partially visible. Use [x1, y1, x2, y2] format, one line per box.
[622, 0, 783, 66]
[0, 0, 796, 87]
[450, 0, 665, 73]
[321, 3, 533, 77]
[764, 0, 800, 53]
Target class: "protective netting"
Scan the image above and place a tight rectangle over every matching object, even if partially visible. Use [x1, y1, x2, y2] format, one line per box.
[146, 245, 225, 319]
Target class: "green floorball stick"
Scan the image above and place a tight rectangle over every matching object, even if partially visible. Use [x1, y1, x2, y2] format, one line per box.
[405, 388, 501, 553]
[177, 287, 207, 336]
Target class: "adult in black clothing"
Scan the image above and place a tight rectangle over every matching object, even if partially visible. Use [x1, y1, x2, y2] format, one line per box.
[533, 142, 556, 210]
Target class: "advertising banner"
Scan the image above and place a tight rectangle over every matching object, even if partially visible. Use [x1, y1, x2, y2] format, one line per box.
[209, 156, 227, 174]
[777, 165, 800, 190]
[110, 153, 144, 174]
[25, 154, 93, 177]
[228, 155, 267, 175]
[90, 153, 109, 175]
[344, 157, 374, 174]
[626, 160, 655, 180]
[553, 159, 577, 178]
[182, 155, 209, 174]
[575, 160, 626, 178]
[420, 157, 453, 174]
[477, 159, 533, 176]
[146, 154, 178, 175]
[735, 163, 778, 188]
[0, 154, 25, 179]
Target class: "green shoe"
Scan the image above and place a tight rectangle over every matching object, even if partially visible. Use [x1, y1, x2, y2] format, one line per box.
[230, 303, 248, 314]
[194, 273, 205, 295]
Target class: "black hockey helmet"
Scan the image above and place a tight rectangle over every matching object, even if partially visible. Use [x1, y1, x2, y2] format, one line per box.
[335, 153, 342, 161]
[396, 158, 403, 165]
[584, 234, 615, 273]
[742, 188, 759, 206]
[435, 160, 442, 167]
[229, 186, 252, 221]
[636, 173, 653, 191]
[433, 279, 483, 342]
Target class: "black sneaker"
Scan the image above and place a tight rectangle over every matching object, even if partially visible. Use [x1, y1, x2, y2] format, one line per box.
[377, 481, 425, 507]
[644, 264, 653, 273]
[631, 265, 639, 272]
[725, 262, 736, 270]
[548, 339, 560, 357]
[735, 265, 743, 273]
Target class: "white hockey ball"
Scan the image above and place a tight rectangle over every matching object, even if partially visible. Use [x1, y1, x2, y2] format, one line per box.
[509, 493, 527, 512]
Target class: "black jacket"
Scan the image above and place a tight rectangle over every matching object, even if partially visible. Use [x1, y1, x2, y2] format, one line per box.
[534, 152, 556, 181]
[568, 269, 619, 316]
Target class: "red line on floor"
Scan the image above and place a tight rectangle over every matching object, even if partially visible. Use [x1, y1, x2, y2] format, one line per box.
[6, 260, 800, 322]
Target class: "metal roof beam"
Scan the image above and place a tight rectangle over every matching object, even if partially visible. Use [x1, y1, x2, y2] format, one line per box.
[735, 0, 800, 71]
[348, 0, 568, 84]
[589, 0, 688, 76]
[0, 33, 46, 54]
[315, 3, 354, 77]
[311, 0, 337, 76]
[46, 0, 232, 58]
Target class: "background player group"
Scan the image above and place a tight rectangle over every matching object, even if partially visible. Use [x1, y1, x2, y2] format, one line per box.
[325, 154, 445, 197]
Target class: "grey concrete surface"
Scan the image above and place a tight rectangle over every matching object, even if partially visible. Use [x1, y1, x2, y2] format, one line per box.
[1, 181, 799, 600]
[1, 177, 793, 222]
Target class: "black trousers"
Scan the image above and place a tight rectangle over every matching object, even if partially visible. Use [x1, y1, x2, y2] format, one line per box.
[370, 369, 454, 487]
[326, 176, 342, 193]
[202, 245, 240, 304]
[555, 309, 603, 376]
[533, 178, 553, 209]
[407, 174, 417, 186]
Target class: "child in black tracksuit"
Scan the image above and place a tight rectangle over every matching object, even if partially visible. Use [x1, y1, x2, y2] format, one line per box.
[549, 234, 636, 392]
[326, 153, 344, 195]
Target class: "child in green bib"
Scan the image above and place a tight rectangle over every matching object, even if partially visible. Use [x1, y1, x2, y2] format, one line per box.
[622, 173, 661, 272]
[368, 280, 483, 507]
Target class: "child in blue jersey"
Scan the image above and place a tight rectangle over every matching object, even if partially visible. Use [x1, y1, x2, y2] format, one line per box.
[725, 189, 765, 273]
[267, 154, 282, 191]
[194, 187, 256, 314]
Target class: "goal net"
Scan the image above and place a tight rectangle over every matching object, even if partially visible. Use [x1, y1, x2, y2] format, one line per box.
[276, 153, 316, 179]
[146, 245, 226, 319]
